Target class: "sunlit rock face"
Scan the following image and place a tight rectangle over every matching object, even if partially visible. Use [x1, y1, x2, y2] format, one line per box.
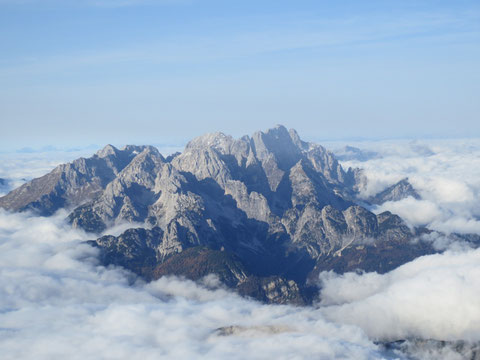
[1, 125, 448, 304]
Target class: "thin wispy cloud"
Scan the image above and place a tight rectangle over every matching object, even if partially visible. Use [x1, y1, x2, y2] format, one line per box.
[0, 9, 478, 78]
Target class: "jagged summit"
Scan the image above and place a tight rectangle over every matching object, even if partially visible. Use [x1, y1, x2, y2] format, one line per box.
[0, 126, 438, 304]
[0, 143, 161, 215]
[369, 177, 420, 205]
[185, 131, 233, 150]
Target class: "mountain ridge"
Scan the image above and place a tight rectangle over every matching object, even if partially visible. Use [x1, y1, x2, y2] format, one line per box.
[0, 125, 451, 303]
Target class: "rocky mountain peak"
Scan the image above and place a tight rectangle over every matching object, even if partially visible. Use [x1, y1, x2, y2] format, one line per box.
[288, 128, 309, 151]
[96, 144, 118, 158]
[185, 131, 234, 152]
[251, 125, 303, 170]
[369, 177, 420, 205]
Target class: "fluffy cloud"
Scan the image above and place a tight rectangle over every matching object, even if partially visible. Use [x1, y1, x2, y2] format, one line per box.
[2, 209, 477, 359]
[0, 209, 385, 359]
[319, 247, 480, 342]
[331, 138, 480, 234]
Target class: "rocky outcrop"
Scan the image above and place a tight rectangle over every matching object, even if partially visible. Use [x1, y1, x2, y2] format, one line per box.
[237, 276, 307, 305]
[369, 178, 420, 204]
[0, 144, 151, 215]
[90, 227, 164, 275]
[151, 246, 248, 287]
[69, 146, 165, 230]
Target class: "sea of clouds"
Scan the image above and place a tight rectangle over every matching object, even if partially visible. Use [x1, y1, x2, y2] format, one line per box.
[329, 138, 480, 235]
[1, 139, 480, 359]
[0, 209, 386, 360]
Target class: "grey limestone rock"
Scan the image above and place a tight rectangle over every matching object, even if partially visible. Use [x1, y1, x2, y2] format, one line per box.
[70, 146, 165, 229]
[92, 227, 164, 274]
[0, 144, 150, 215]
[237, 276, 306, 305]
[370, 178, 420, 205]
[343, 205, 378, 239]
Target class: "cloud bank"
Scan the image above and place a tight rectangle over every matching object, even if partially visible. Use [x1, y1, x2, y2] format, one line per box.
[319, 247, 480, 342]
[0, 209, 386, 360]
[332, 138, 480, 234]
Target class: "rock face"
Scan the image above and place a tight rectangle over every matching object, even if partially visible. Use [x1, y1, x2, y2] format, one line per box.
[369, 178, 420, 205]
[0, 125, 437, 304]
[0, 145, 154, 215]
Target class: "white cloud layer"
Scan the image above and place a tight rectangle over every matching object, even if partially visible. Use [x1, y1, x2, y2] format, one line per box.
[329, 138, 480, 234]
[319, 247, 480, 342]
[0, 209, 386, 360]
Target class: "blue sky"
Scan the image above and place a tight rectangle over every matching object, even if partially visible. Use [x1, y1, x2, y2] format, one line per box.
[0, 0, 479, 150]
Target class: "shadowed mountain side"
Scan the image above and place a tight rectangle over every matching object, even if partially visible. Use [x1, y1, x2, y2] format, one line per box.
[152, 247, 309, 305]
[309, 236, 436, 279]
[151, 247, 248, 286]
[89, 227, 163, 275]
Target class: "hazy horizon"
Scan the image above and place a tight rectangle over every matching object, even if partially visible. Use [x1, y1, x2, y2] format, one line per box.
[2, 125, 480, 153]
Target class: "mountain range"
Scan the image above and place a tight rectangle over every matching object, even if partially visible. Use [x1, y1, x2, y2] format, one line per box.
[0, 125, 459, 304]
